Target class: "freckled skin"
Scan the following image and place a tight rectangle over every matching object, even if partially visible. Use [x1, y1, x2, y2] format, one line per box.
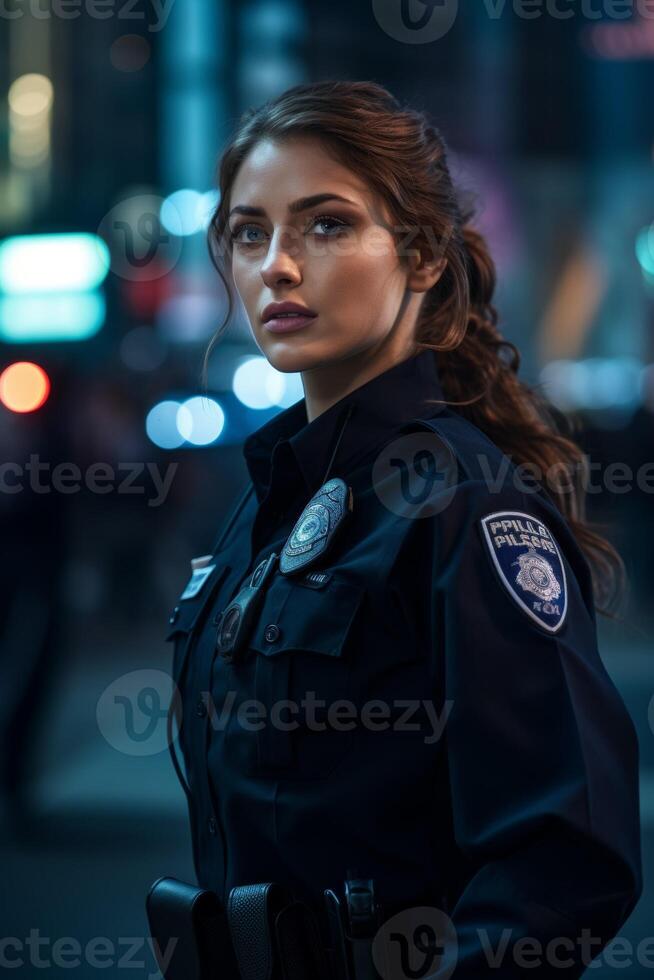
[228, 136, 445, 422]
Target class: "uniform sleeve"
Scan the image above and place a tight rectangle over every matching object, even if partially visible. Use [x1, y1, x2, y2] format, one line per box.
[433, 482, 643, 978]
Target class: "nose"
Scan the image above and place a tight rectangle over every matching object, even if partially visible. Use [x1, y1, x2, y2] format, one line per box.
[260, 226, 302, 288]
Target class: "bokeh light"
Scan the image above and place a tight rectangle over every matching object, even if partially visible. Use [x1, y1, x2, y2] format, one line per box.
[145, 400, 187, 449]
[8, 73, 53, 119]
[0, 361, 50, 413]
[0, 234, 110, 293]
[110, 35, 151, 72]
[232, 356, 287, 409]
[176, 396, 225, 445]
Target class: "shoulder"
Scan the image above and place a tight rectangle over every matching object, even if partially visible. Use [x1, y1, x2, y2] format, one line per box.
[404, 407, 580, 536]
[402, 407, 528, 487]
[401, 410, 596, 629]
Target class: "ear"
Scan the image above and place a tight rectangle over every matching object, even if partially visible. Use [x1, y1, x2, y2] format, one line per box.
[406, 250, 448, 293]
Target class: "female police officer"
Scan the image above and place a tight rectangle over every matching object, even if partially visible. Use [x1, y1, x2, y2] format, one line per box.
[164, 81, 642, 977]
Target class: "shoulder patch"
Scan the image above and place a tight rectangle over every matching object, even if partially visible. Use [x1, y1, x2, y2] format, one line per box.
[479, 510, 568, 633]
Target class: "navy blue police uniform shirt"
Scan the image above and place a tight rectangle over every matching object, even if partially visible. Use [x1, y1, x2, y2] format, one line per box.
[165, 347, 642, 976]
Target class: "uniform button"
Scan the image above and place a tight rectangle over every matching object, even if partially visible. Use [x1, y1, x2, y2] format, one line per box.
[264, 624, 281, 643]
[195, 697, 207, 718]
[169, 605, 180, 625]
[208, 816, 217, 835]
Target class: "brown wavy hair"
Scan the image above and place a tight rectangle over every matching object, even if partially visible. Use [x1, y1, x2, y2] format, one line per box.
[203, 79, 625, 619]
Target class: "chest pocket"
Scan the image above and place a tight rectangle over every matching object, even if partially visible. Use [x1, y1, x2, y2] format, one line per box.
[165, 563, 232, 688]
[243, 572, 366, 779]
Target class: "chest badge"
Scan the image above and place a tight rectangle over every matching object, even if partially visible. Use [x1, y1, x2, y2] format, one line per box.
[280, 477, 353, 576]
[480, 509, 568, 633]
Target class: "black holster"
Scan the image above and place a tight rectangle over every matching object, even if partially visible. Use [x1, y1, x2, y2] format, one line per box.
[146, 876, 240, 980]
[227, 882, 330, 980]
[146, 876, 331, 980]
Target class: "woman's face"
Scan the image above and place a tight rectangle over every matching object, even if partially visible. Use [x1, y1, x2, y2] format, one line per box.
[227, 136, 421, 374]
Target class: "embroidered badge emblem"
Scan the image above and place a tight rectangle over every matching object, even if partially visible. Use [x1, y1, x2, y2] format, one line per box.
[480, 510, 568, 632]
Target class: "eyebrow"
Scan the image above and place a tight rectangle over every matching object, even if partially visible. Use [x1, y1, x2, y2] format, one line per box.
[228, 193, 358, 219]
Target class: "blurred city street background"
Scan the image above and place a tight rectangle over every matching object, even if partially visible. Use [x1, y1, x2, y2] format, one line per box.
[0, 0, 653, 976]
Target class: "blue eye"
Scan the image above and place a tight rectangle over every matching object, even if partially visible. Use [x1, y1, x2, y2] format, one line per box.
[230, 224, 265, 245]
[229, 214, 351, 248]
[311, 215, 349, 235]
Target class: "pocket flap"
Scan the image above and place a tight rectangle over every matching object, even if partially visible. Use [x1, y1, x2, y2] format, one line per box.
[249, 574, 365, 657]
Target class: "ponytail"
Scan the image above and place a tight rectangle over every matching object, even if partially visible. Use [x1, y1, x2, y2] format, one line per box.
[416, 224, 626, 618]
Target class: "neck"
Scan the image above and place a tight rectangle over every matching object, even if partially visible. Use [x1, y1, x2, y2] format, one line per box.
[301, 339, 418, 424]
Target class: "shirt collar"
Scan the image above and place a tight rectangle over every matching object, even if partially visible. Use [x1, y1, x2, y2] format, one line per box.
[242, 346, 447, 503]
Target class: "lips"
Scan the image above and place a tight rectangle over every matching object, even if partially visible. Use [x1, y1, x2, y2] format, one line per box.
[262, 302, 317, 323]
[263, 312, 318, 334]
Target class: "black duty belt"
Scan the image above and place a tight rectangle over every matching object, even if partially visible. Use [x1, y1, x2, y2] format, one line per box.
[146, 873, 389, 980]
